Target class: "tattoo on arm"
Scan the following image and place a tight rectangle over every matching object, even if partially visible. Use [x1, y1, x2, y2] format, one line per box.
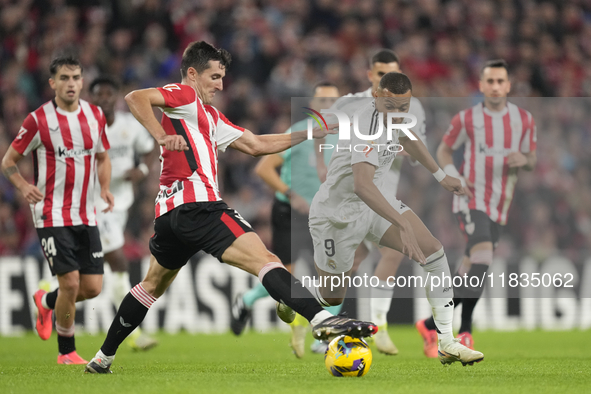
[2, 165, 19, 179]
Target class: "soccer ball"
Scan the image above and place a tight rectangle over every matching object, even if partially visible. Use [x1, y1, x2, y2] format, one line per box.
[324, 335, 372, 377]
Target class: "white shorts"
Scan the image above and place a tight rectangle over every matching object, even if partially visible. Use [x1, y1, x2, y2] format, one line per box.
[96, 209, 128, 254]
[310, 198, 411, 274]
[362, 168, 401, 251]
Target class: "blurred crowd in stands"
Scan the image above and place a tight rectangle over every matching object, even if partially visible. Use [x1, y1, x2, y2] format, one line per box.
[1, 0, 590, 262]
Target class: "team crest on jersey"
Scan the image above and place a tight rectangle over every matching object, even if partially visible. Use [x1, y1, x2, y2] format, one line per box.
[89, 120, 99, 133]
[465, 222, 475, 235]
[328, 260, 337, 270]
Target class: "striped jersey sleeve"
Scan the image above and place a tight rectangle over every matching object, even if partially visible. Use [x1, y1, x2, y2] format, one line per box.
[519, 111, 537, 153]
[156, 84, 197, 118]
[95, 108, 110, 153]
[214, 110, 245, 152]
[12, 114, 42, 156]
[442, 112, 468, 150]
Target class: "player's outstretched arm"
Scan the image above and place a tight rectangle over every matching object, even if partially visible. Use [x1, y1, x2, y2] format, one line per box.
[352, 162, 426, 264]
[229, 129, 291, 157]
[125, 89, 188, 152]
[230, 122, 339, 157]
[96, 151, 114, 213]
[437, 141, 474, 199]
[1, 146, 43, 204]
[400, 133, 466, 196]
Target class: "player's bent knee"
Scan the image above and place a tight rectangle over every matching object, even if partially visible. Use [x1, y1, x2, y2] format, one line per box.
[58, 276, 80, 296]
[425, 238, 443, 257]
[82, 286, 101, 299]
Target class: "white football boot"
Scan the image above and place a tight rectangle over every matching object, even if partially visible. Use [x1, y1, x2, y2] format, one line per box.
[438, 338, 484, 366]
[374, 326, 399, 355]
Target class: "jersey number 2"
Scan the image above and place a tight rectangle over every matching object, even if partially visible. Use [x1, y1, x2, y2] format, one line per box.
[41, 237, 57, 267]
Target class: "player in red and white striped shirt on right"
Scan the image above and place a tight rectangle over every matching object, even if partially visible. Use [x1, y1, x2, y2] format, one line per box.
[417, 59, 537, 356]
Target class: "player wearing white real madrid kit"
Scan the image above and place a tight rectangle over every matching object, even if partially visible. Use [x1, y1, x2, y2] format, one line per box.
[314, 50, 426, 355]
[309, 72, 484, 366]
[90, 76, 158, 350]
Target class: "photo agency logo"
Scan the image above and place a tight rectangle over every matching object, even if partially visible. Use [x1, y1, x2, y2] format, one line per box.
[304, 107, 418, 154]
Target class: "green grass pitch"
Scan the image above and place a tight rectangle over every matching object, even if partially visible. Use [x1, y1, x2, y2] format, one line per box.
[1, 327, 590, 394]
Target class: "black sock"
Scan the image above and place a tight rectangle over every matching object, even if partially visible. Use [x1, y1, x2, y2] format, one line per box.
[261, 267, 324, 322]
[456, 263, 489, 333]
[46, 289, 58, 309]
[101, 289, 152, 356]
[459, 297, 479, 333]
[423, 316, 437, 331]
[58, 335, 75, 355]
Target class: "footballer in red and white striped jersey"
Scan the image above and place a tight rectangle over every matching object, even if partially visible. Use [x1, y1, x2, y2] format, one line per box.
[153, 82, 244, 218]
[11, 99, 110, 228]
[442, 101, 536, 225]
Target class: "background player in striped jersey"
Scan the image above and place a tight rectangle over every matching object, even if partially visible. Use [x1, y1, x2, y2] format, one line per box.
[1, 56, 114, 364]
[417, 59, 537, 357]
[315, 50, 427, 355]
[231, 82, 341, 358]
[89, 76, 159, 351]
[85, 41, 377, 374]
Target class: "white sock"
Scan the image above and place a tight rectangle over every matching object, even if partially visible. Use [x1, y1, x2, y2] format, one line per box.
[112, 271, 131, 307]
[41, 293, 50, 309]
[310, 310, 333, 327]
[312, 285, 332, 307]
[422, 247, 454, 346]
[95, 349, 115, 366]
[371, 281, 393, 326]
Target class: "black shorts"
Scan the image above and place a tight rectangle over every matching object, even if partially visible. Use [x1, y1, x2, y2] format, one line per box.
[36, 225, 104, 276]
[271, 198, 313, 264]
[149, 201, 254, 270]
[455, 209, 503, 256]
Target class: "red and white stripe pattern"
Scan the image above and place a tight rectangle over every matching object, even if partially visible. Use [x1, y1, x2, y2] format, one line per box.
[130, 283, 156, 309]
[11, 100, 109, 228]
[442, 102, 536, 225]
[154, 83, 244, 218]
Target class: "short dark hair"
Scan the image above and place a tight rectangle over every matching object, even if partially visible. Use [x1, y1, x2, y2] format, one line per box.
[378, 72, 412, 94]
[481, 59, 510, 76]
[49, 55, 82, 76]
[312, 81, 338, 92]
[89, 75, 120, 94]
[181, 41, 232, 78]
[370, 49, 400, 67]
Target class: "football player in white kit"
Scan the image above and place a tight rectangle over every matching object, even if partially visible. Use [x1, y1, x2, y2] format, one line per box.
[309, 72, 484, 366]
[315, 50, 426, 355]
[90, 76, 158, 350]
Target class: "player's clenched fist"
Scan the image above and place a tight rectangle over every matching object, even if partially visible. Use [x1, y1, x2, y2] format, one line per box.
[158, 135, 189, 152]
